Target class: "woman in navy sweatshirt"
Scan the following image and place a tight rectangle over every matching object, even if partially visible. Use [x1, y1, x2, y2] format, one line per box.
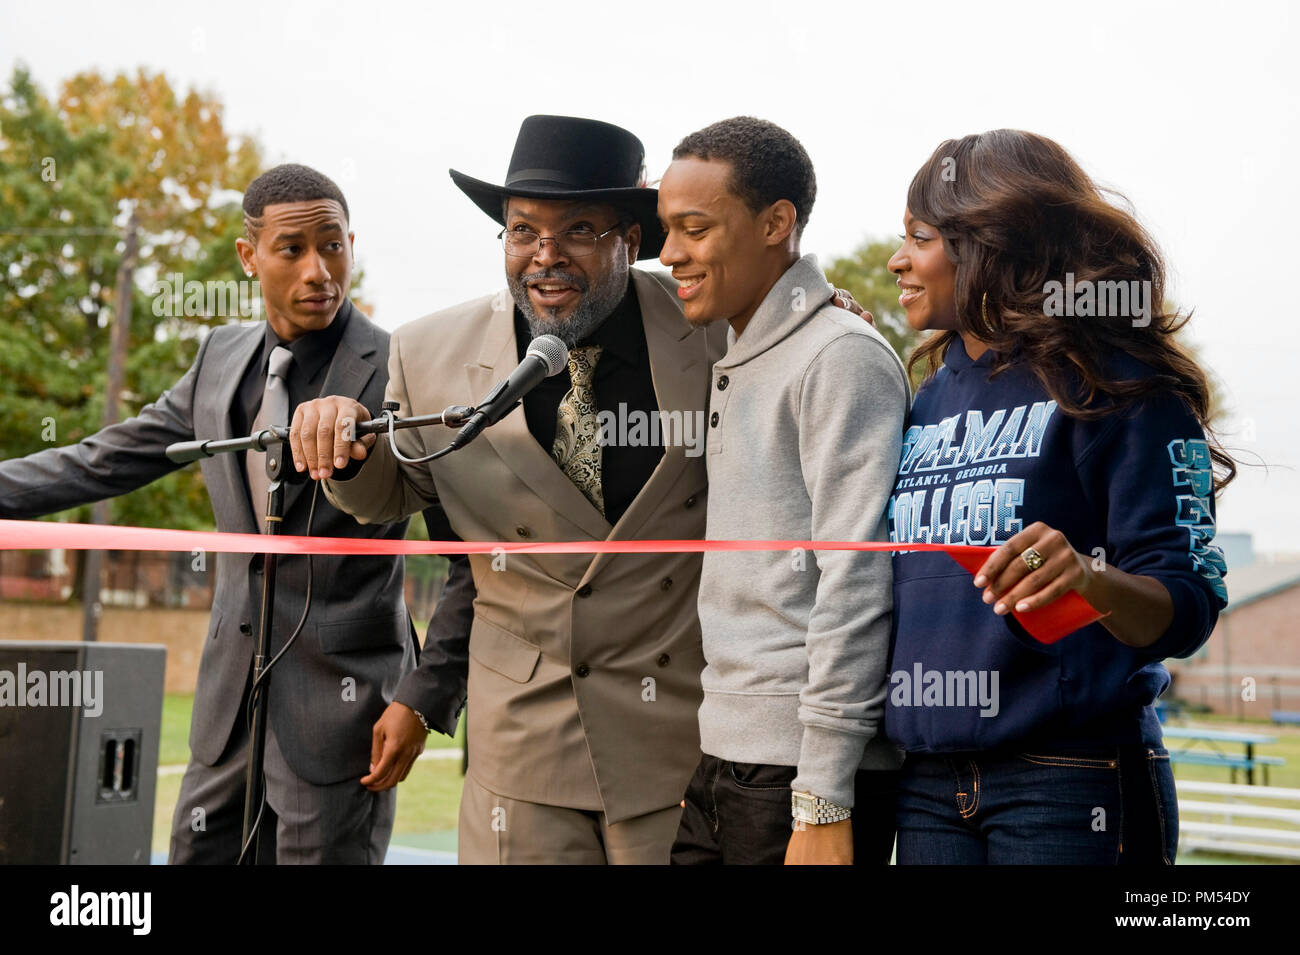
[884, 129, 1232, 864]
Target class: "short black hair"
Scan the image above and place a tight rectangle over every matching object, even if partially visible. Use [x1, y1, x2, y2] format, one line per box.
[672, 117, 816, 234]
[243, 164, 349, 240]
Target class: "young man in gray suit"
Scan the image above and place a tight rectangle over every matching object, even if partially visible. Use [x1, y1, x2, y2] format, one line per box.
[0, 165, 439, 863]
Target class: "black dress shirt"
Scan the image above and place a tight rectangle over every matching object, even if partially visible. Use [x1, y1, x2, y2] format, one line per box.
[398, 283, 665, 733]
[233, 299, 353, 483]
[513, 280, 663, 527]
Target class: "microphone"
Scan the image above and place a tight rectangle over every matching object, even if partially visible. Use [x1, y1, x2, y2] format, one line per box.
[449, 335, 568, 450]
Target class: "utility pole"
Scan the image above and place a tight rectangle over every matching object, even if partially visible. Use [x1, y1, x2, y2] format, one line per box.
[81, 209, 139, 642]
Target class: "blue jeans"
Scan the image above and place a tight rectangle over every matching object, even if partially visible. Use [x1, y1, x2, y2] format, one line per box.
[895, 744, 1177, 864]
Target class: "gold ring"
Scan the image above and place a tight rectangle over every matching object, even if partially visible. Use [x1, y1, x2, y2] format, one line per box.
[1021, 547, 1045, 572]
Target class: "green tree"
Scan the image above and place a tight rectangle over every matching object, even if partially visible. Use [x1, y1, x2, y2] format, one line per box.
[823, 236, 925, 386]
[0, 69, 124, 468]
[0, 66, 264, 529]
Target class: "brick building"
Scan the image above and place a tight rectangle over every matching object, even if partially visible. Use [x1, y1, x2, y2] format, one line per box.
[1166, 534, 1300, 718]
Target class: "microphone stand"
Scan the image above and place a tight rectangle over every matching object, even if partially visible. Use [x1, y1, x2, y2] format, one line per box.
[242, 445, 283, 864]
[164, 401, 476, 864]
[164, 403, 476, 464]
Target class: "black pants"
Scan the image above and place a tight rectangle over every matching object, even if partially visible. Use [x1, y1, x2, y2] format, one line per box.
[670, 753, 900, 865]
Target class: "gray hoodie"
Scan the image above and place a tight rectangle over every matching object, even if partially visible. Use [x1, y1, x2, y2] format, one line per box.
[696, 254, 910, 807]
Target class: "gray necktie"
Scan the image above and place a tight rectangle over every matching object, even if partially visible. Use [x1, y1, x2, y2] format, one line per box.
[247, 345, 294, 531]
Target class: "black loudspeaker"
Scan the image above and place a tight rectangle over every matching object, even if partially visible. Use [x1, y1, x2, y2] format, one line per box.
[0, 641, 165, 864]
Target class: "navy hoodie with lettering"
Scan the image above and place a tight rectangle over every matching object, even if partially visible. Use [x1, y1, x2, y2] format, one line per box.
[885, 340, 1228, 753]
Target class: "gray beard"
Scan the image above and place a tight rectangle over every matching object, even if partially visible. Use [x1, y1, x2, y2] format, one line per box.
[509, 264, 629, 348]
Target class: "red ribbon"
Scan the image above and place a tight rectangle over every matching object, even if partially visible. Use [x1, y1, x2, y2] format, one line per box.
[0, 519, 1103, 644]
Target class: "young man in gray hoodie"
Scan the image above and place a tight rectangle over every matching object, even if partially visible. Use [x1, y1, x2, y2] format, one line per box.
[657, 117, 910, 865]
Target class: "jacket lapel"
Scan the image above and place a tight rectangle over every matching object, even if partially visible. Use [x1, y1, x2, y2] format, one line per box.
[210, 323, 264, 534]
[580, 270, 714, 584]
[469, 294, 613, 541]
[285, 300, 378, 518]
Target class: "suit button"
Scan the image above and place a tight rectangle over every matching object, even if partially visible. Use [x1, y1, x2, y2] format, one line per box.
[575, 663, 591, 678]
[660, 577, 673, 591]
[239, 622, 252, 635]
[515, 525, 531, 538]
[684, 495, 697, 508]
[717, 375, 729, 390]
[576, 584, 593, 598]
[710, 411, 719, 427]
[657, 653, 671, 667]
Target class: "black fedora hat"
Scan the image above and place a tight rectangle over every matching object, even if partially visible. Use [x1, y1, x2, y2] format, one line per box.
[450, 115, 665, 260]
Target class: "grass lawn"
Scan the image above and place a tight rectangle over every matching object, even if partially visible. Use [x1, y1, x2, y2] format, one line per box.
[153, 693, 465, 855]
[1160, 711, 1300, 864]
[152, 696, 1300, 862]
[1164, 711, 1300, 787]
[159, 692, 462, 761]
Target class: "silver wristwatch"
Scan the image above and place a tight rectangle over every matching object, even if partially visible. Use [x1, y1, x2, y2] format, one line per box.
[791, 790, 852, 825]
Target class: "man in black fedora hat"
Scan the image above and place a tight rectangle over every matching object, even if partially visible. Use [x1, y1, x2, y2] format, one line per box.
[284, 115, 720, 864]
[290, 116, 864, 863]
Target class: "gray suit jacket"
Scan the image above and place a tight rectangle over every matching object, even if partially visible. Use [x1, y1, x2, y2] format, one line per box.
[0, 301, 414, 785]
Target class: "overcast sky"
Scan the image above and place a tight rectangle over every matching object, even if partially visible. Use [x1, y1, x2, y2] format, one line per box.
[3, 0, 1297, 554]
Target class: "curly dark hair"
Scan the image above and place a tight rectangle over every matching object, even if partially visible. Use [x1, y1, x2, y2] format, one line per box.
[242, 164, 349, 240]
[672, 117, 816, 234]
[904, 129, 1235, 491]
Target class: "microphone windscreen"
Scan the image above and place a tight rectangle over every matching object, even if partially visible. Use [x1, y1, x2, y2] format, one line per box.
[525, 335, 569, 377]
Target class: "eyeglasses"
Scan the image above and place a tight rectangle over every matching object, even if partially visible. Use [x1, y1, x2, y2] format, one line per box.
[498, 223, 627, 258]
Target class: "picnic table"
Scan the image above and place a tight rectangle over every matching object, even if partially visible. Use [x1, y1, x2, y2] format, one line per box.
[1162, 726, 1282, 785]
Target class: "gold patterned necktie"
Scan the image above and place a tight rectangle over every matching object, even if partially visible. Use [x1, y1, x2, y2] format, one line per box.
[551, 344, 605, 516]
